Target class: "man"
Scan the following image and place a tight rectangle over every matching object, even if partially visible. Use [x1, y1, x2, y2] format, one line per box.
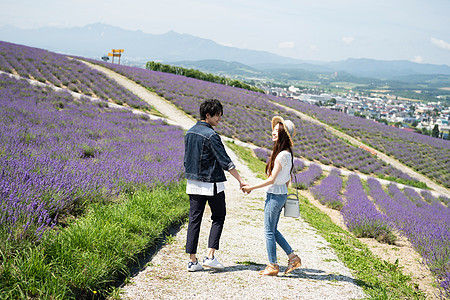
[184, 98, 246, 272]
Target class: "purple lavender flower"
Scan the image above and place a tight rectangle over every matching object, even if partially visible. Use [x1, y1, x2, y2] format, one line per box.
[0, 73, 185, 241]
[310, 168, 343, 209]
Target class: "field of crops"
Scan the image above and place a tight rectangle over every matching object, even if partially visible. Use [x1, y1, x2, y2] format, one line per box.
[88, 60, 423, 186]
[0, 41, 149, 109]
[0, 71, 185, 242]
[0, 41, 449, 298]
[88, 58, 450, 297]
[270, 96, 450, 188]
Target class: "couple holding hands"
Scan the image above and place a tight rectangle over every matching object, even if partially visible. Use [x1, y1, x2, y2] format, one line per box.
[184, 99, 301, 276]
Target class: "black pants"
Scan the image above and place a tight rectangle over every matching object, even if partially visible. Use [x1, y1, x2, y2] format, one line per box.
[185, 188, 226, 254]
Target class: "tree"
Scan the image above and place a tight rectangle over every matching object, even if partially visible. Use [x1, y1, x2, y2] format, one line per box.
[379, 118, 388, 125]
[432, 124, 440, 138]
[421, 128, 430, 135]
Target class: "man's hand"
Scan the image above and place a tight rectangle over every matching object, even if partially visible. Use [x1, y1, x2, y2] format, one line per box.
[241, 185, 252, 194]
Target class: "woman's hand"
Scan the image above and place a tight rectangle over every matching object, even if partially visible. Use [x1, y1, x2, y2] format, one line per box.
[242, 186, 253, 194]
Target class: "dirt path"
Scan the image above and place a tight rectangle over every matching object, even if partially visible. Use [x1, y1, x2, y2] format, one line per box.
[120, 145, 366, 299]
[80, 61, 196, 130]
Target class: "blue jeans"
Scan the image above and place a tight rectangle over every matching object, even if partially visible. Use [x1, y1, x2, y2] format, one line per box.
[264, 193, 293, 264]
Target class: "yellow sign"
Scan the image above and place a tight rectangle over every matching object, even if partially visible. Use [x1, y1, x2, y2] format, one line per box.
[108, 49, 124, 64]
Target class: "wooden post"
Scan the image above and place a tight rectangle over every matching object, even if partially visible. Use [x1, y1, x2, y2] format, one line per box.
[109, 49, 124, 64]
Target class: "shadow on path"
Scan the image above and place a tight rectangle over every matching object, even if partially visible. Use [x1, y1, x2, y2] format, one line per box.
[199, 264, 368, 288]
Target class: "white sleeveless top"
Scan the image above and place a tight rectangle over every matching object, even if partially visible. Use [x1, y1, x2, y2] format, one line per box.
[266, 150, 292, 194]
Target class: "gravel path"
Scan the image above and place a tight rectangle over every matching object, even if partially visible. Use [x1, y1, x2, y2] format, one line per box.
[80, 62, 366, 299]
[80, 61, 196, 130]
[120, 148, 366, 300]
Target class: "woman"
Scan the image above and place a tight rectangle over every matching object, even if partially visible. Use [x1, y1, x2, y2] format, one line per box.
[242, 116, 302, 276]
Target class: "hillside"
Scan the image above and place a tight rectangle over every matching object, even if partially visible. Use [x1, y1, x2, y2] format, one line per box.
[81, 59, 448, 299]
[87, 56, 450, 191]
[0, 41, 448, 299]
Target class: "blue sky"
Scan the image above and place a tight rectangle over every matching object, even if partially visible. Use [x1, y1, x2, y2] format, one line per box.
[1, 0, 449, 65]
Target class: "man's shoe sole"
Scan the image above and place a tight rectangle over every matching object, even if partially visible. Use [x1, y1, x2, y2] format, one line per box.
[202, 264, 224, 269]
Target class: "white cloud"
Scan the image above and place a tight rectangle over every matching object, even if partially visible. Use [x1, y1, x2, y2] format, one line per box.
[309, 45, 318, 51]
[342, 36, 355, 45]
[430, 37, 450, 51]
[278, 41, 295, 49]
[412, 56, 423, 63]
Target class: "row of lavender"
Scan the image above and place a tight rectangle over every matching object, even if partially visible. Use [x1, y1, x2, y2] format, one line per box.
[0, 73, 185, 242]
[0, 41, 149, 109]
[87, 59, 418, 184]
[270, 96, 450, 188]
[309, 167, 449, 297]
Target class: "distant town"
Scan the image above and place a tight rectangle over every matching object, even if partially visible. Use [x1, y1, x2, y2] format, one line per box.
[265, 86, 450, 140]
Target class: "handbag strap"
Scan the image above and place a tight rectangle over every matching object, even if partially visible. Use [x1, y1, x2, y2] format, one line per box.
[291, 162, 299, 199]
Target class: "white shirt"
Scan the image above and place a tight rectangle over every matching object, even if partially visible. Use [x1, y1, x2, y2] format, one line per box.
[186, 179, 225, 196]
[266, 150, 292, 195]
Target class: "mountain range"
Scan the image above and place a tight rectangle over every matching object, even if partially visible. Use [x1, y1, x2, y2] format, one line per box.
[1, 23, 450, 80]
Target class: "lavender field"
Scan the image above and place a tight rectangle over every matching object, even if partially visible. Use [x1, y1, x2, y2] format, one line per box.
[87, 60, 420, 186]
[0, 72, 184, 242]
[1, 41, 449, 297]
[86, 59, 447, 295]
[305, 167, 449, 297]
[0, 41, 149, 109]
[367, 180, 450, 295]
[271, 96, 450, 188]
[310, 168, 343, 210]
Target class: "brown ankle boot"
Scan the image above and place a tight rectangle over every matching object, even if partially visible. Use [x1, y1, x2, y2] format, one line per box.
[259, 263, 279, 276]
[285, 254, 301, 274]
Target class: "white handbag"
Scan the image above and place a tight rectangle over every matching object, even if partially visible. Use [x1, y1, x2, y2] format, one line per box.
[284, 194, 300, 218]
[284, 172, 300, 218]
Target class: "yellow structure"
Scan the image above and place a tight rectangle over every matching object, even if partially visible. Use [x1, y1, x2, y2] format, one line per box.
[108, 49, 124, 64]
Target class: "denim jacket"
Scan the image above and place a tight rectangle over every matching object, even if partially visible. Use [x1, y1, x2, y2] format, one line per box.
[184, 121, 235, 182]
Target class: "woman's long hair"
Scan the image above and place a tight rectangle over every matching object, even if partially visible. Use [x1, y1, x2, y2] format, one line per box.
[266, 122, 294, 177]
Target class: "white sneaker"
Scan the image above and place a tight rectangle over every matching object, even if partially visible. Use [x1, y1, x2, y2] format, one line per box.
[187, 261, 204, 272]
[202, 256, 224, 269]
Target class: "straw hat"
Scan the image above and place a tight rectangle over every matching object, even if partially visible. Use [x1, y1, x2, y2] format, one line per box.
[271, 116, 296, 146]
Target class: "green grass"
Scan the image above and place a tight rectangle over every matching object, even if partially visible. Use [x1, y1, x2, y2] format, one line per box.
[375, 174, 429, 190]
[225, 140, 266, 179]
[297, 197, 424, 298]
[0, 182, 189, 299]
[229, 141, 426, 299]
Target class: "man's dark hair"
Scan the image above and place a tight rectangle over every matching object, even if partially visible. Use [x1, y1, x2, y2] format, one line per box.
[200, 99, 223, 120]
